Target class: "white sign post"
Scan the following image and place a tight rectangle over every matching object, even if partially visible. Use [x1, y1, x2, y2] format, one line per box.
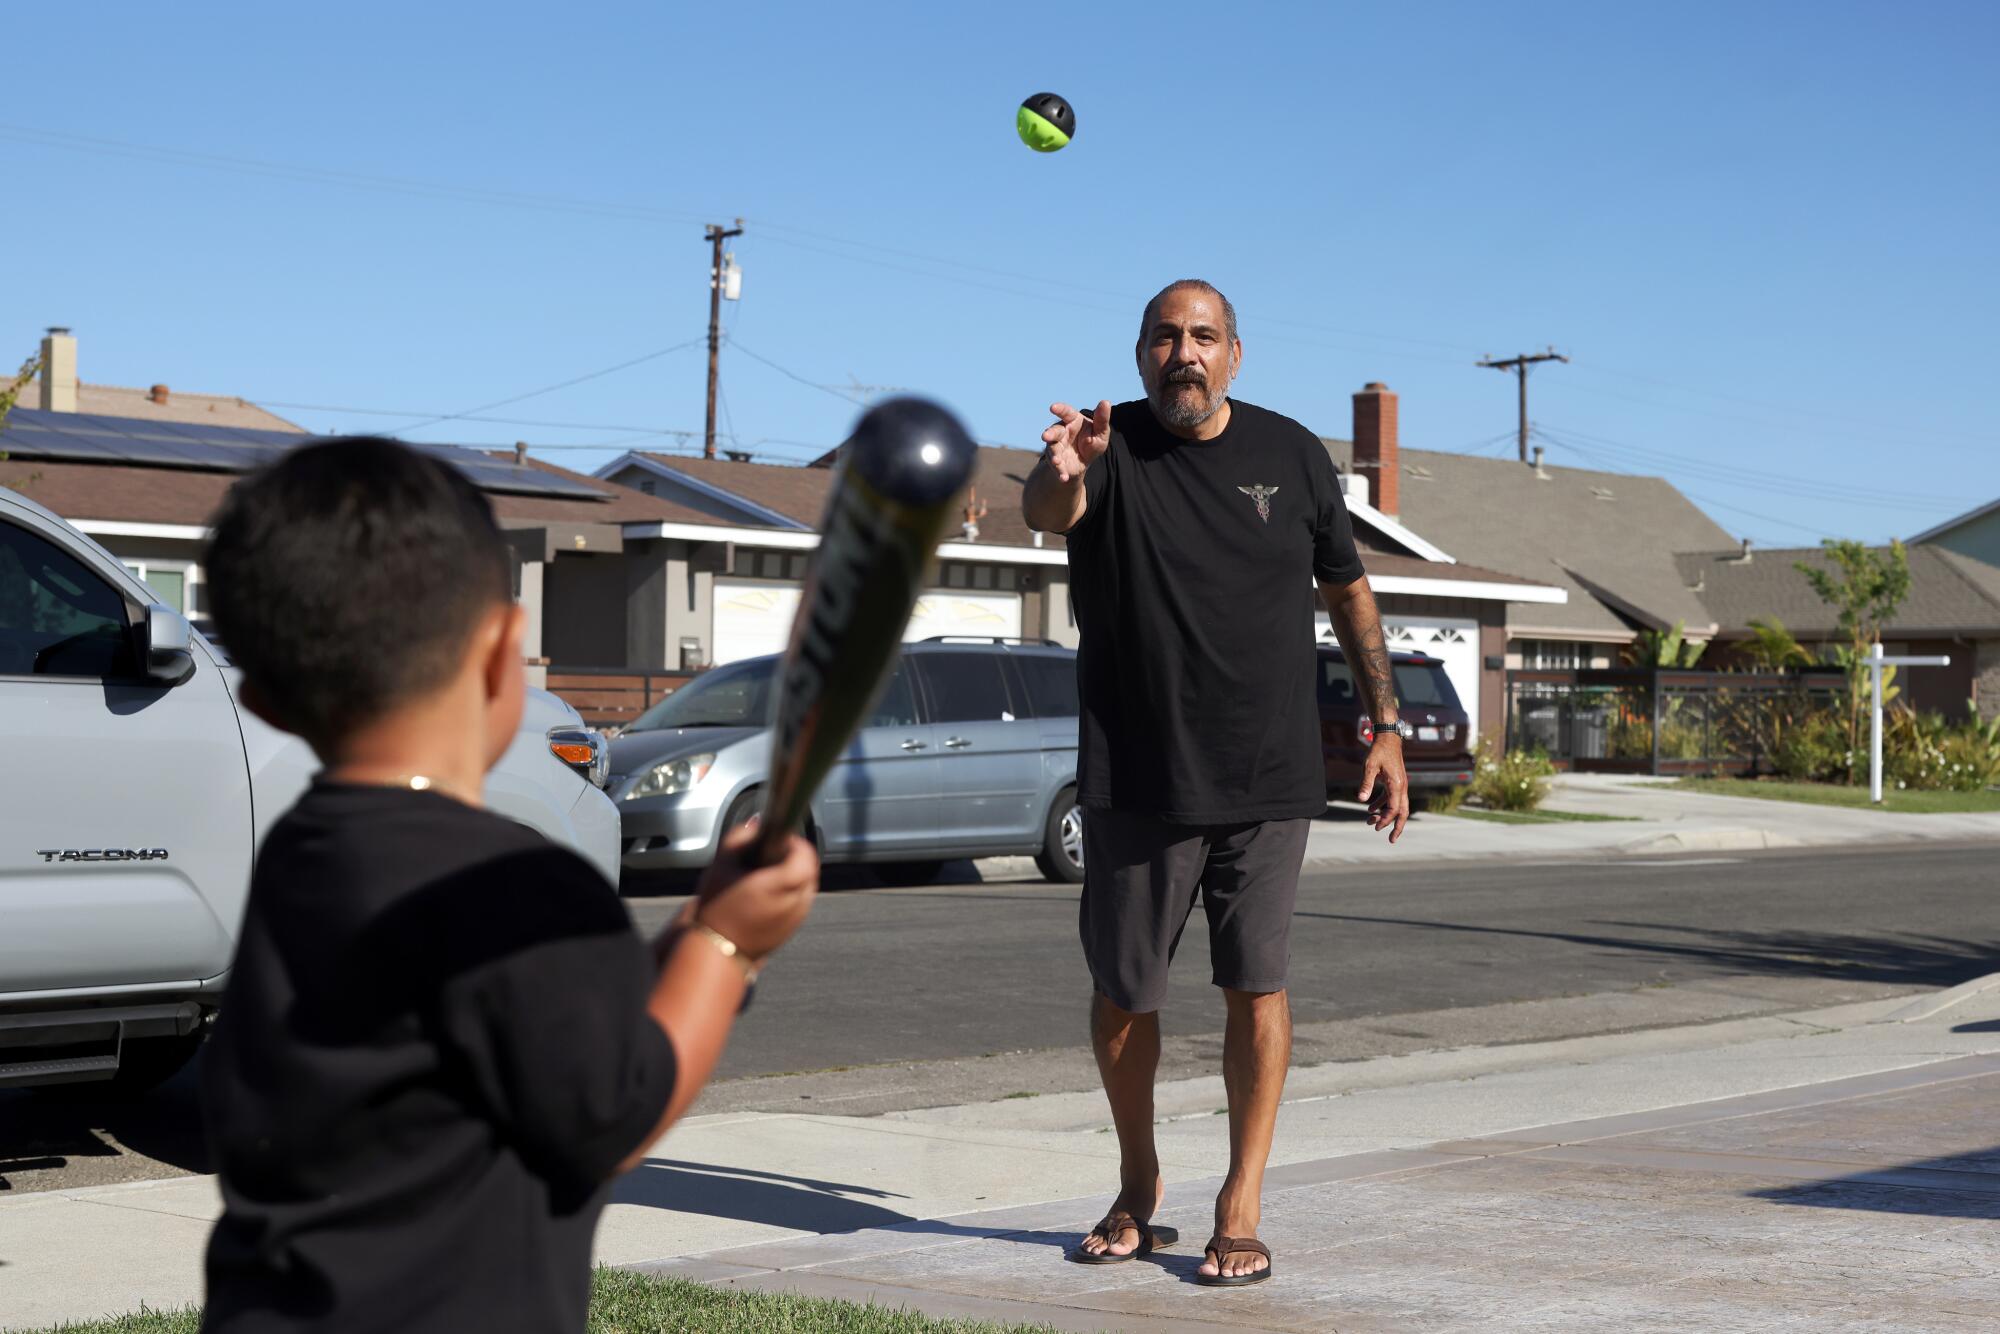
[1868, 641, 1951, 804]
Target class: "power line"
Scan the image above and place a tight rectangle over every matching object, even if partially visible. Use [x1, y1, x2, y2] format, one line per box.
[384, 336, 709, 434]
[2, 121, 1499, 367]
[1571, 361, 1998, 447]
[1676, 492, 1839, 541]
[721, 336, 867, 406]
[0, 123, 714, 228]
[1533, 423, 1964, 509]
[252, 400, 702, 436]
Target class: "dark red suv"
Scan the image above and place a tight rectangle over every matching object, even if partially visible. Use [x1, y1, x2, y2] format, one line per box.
[1316, 646, 1475, 796]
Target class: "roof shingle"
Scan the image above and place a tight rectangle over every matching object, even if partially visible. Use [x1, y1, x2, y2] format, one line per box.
[1677, 544, 2000, 637]
[1322, 439, 1735, 634]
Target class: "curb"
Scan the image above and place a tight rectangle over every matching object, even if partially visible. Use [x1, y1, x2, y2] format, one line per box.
[1617, 828, 1805, 854]
[1884, 971, 2000, 1024]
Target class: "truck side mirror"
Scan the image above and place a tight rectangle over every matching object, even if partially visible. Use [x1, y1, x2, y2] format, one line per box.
[145, 604, 196, 686]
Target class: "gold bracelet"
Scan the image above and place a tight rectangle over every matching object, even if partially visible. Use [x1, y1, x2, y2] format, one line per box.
[687, 921, 760, 985]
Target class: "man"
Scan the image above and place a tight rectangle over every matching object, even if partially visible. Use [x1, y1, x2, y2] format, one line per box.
[1023, 280, 1409, 1287]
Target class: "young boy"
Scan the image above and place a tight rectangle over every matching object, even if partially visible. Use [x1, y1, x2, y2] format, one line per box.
[197, 437, 818, 1332]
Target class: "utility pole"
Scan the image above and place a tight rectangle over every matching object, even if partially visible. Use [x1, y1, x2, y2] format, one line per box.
[1477, 347, 1568, 464]
[704, 220, 744, 458]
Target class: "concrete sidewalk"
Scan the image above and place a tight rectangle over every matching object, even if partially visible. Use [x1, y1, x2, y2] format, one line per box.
[1299, 772, 2000, 866]
[7, 976, 2000, 1330]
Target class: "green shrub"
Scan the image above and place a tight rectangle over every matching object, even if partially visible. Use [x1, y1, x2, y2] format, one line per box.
[1422, 784, 1468, 815]
[1470, 741, 1555, 812]
[1885, 708, 2000, 793]
[1772, 707, 1853, 782]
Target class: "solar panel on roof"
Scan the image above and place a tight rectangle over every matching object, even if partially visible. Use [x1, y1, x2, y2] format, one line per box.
[1, 407, 612, 502]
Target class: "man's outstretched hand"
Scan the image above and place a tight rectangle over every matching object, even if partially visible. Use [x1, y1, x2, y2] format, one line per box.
[1042, 400, 1112, 482]
[1356, 738, 1411, 843]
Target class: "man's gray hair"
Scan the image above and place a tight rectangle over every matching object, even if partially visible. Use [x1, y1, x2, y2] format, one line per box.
[1138, 279, 1239, 347]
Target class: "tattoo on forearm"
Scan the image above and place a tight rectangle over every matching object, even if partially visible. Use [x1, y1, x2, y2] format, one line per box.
[1355, 629, 1396, 719]
[1321, 581, 1398, 720]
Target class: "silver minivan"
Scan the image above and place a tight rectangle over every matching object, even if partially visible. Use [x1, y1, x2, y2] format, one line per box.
[610, 640, 1084, 884]
[0, 485, 621, 1092]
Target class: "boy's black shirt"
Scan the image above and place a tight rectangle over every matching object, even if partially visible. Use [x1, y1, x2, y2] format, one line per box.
[201, 782, 676, 1333]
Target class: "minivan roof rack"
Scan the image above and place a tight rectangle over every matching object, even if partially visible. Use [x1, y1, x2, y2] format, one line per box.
[919, 636, 1064, 647]
[1318, 644, 1440, 663]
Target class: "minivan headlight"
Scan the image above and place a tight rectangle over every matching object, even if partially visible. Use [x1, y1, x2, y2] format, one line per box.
[624, 753, 715, 801]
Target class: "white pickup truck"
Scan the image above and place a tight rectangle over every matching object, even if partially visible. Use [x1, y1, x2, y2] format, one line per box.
[0, 485, 621, 1093]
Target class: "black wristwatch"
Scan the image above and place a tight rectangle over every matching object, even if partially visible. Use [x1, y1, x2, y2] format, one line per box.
[1379, 718, 1415, 741]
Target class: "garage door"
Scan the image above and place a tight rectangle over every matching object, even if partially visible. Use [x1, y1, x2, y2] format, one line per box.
[711, 580, 1023, 666]
[1315, 612, 1481, 740]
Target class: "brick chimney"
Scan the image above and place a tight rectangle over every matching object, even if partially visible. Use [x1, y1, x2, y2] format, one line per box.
[39, 327, 77, 413]
[1352, 381, 1399, 517]
[149, 384, 171, 405]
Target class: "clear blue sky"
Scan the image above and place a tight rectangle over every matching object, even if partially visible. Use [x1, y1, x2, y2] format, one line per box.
[8, 1, 1995, 547]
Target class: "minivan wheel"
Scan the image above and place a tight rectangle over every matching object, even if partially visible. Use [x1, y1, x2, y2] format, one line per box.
[723, 787, 762, 837]
[1035, 788, 1085, 884]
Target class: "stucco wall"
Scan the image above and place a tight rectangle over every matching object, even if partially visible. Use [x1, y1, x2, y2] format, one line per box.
[1927, 511, 2000, 568]
[1977, 638, 2000, 723]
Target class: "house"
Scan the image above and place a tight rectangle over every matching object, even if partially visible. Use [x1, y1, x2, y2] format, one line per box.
[601, 425, 1569, 742]
[1318, 381, 2000, 726]
[1912, 498, 2000, 572]
[5, 329, 1571, 739]
[1682, 543, 2000, 721]
[1320, 383, 1735, 671]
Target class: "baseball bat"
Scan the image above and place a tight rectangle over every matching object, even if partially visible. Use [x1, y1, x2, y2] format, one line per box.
[749, 396, 979, 867]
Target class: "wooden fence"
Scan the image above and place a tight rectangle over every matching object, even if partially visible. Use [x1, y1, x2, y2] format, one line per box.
[546, 667, 697, 731]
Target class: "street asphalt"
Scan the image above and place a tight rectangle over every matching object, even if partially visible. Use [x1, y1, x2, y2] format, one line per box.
[648, 839, 2000, 1081]
[5, 840, 1995, 1197]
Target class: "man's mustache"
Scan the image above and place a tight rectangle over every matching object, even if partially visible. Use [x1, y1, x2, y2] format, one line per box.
[1166, 367, 1206, 385]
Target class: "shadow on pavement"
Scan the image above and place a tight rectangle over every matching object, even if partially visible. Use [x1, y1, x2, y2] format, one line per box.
[1749, 1152, 2000, 1220]
[622, 859, 995, 898]
[1953, 1019, 2000, 1033]
[616, 1157, 1072, 1251]
[1294, 910, 2000, 989]
[0, 1051, 212, 1190]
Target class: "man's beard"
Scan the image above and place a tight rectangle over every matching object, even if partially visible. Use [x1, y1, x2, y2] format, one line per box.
[1150, 369, 1230, 431]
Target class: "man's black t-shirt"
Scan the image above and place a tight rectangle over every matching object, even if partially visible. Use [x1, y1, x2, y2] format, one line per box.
[1066, 399, 1365, 823]
[201, 783, 676, 1334]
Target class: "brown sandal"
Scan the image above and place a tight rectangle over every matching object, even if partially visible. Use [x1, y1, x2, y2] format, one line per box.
[1197, 1234, 1273, 1286]
[1067, 1210, 1180, 1264]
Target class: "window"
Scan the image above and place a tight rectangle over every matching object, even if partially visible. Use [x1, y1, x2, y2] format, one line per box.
[0, 522, 139, 678]
[625, 658, 775, 731]
[732, 550, 809, 581]
[1393, 663, 1458, 708]
[866, 664, 919, 728]
[918, 653, 1014, 723]
[121, 560, 197, 614]
[1520, 639, 1588, 670]
[1318, 657, 1357, 706]
[1014, 654, 1079, 719]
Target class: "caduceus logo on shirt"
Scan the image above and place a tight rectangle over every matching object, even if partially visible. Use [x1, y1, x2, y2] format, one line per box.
[1237, 484, 1279, 523]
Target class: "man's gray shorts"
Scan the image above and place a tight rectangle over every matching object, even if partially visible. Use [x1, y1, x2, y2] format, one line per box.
[1078, 808, 1311, 1013]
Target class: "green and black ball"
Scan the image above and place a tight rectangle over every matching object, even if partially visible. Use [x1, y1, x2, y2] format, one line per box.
[1017, 92, 1075, 152]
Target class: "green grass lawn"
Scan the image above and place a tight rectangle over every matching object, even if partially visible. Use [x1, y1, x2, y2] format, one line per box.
[20, 1268, 1057, 1334]
[1673, 777, 2000, 814]
[1432, 806, 1637, 825]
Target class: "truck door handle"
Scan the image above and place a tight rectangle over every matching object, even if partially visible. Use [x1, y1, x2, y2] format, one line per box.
[900, 739, 929, 751]
[943, 737, 972, 749]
